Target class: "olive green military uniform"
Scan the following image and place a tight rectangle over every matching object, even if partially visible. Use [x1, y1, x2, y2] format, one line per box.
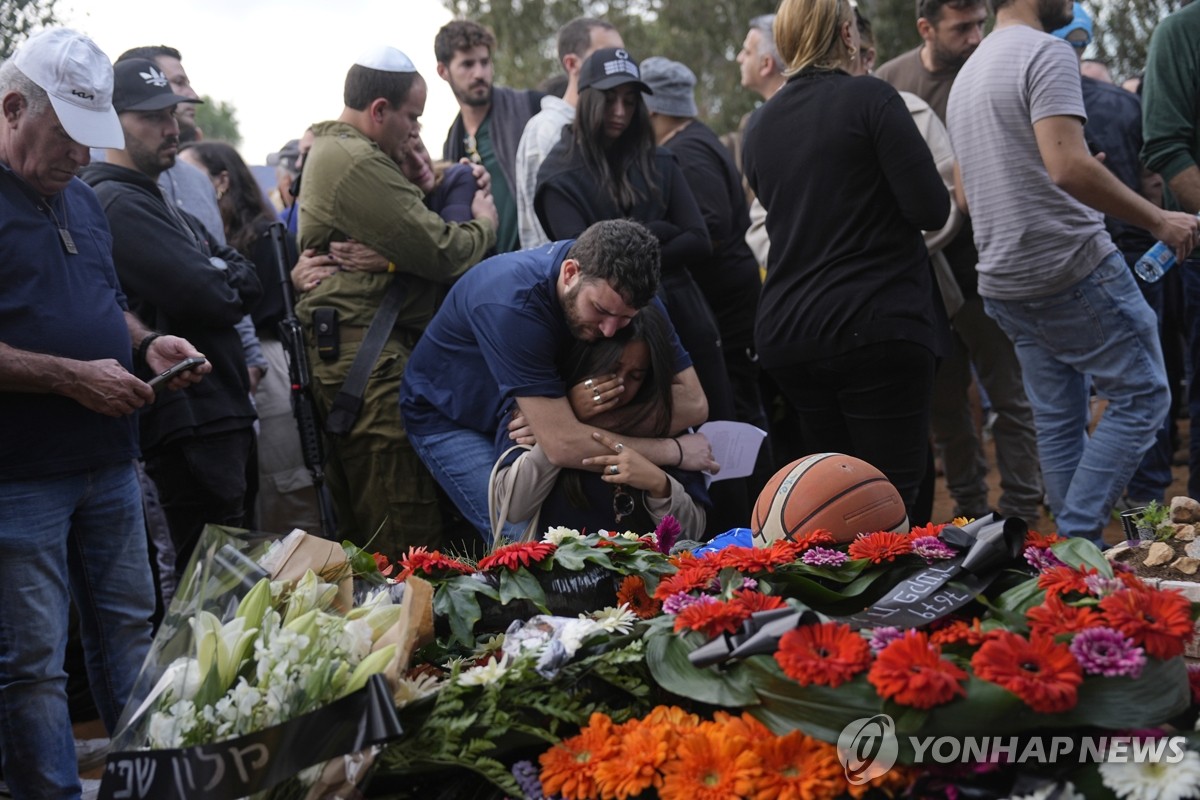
[296, 120, 494, 554]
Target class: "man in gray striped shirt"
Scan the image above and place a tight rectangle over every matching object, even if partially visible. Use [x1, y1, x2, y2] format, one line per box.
[946, 0, 1200, 543]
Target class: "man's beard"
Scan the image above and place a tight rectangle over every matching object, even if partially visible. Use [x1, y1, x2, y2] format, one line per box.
[456, 80, 492, 108]
[1037, 0, 1074, 32]
[930, 38, 974, 71]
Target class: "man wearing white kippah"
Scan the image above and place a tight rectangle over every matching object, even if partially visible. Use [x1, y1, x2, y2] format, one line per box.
[294, 47, 497, 555]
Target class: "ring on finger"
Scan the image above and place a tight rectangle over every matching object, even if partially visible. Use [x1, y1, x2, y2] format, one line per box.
[609, 464, 619, 475]
[585, 378, 594, 390]
[593, 392, 602, 403]
[614, 442, 624, 453]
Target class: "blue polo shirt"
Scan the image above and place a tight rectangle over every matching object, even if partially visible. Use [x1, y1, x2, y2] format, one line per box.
[400, 239, 689, 437]
[0, 168, 139, 479]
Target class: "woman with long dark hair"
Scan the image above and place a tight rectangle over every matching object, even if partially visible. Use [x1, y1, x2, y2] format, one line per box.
[179, 141, 322, 534]
[741, 0, 950, 515]
[533, 48, 742, 534]
[491, 304, 708, 539]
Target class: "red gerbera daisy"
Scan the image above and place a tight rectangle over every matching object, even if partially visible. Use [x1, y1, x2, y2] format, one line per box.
[674, 598, 750, 638]
[970, 631, 1083, 713]
[1037, 565, 1092, 599]
[1100, 585, 1195, 660]
[848, 531, 912, 563]
[906, 522, 946, 541]
[730, 589, 787, 616]
[790, 528, 837, 551]
[654, 559, 722, 600]
[617, 575, 662, 619]
[713, 541, 801, 573]
[774, 621, 872, 688]
[929, 617, 992, 647]
[476, 541, 557, 572]
[868, 630, 967, 709]
[1026, 594, 1100, 639]
[396, 546, 474, 581]
[1025, 530, 1064, 550]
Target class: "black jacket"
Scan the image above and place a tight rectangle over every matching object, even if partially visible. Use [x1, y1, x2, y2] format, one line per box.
[82, 162, 261, 452]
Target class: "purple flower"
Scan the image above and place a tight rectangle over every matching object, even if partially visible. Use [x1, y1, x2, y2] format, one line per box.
[1024, 546, 1066, 572]
[735, 577, 759, 592]
[662, 591, 716, 616]
[512, 759, 558, 800]
[1110, 559, 1136, 574]
[654, 515, 681, 555]
[1083, 573, 1124, 598]
[867, 626, 906, 653]
[802, 547, 849, 567]
[1069, 627, 1146, 679]
[911, 536, 956, 562]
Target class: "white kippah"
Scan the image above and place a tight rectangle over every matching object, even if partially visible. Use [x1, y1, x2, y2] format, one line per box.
[354, 45, 416, 73]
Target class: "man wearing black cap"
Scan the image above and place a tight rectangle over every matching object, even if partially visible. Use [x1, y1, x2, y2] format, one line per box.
[82, 58, 262, 576]
[0, 30, 208, 799]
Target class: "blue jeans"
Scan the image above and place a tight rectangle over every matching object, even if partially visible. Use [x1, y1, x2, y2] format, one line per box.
[1179, 259, 1200, 500]
[0, 462, 155, 800]
[408, 426, 522, 544]
[984, 253, 1169, 542]
[1124, 256, 1173, 502]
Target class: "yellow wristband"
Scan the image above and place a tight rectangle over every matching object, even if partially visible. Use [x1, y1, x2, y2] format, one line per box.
[387, 262, 397, 273]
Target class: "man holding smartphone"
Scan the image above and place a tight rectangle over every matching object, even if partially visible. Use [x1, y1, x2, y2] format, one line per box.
[0, 29, 209, 799]
[83, 58, 262, 577]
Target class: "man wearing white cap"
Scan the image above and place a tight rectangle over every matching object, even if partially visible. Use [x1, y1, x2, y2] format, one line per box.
[0, 28, 207, 799]
[293, 46, 496, 554]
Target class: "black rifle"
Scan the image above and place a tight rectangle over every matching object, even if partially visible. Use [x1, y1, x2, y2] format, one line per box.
[268, 222, 338, 538]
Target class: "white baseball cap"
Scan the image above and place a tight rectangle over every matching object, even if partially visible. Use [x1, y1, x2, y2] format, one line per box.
[12, 28, 124, 149]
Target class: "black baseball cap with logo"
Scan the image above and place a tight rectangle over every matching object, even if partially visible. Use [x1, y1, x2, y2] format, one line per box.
[577, 48, 653, 95]
[112, 58, 203, 112]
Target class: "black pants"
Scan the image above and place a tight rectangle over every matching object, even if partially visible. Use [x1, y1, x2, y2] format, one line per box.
[766, 340, 935, 517]
[145, 428, 255, 577]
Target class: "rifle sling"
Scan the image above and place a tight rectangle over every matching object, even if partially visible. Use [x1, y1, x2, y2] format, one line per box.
[324, 274, 405, 436]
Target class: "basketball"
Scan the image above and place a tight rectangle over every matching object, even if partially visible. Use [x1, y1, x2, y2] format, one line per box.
[751, 453, 909, 546]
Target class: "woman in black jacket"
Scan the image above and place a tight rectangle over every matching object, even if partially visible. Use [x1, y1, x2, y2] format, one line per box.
[742, 0, 951, 515]
[534, 48, 742, 533]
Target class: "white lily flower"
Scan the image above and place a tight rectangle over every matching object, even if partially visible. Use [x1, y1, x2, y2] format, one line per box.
[282, 570, 339, 626]
[456, 653, 512, 687]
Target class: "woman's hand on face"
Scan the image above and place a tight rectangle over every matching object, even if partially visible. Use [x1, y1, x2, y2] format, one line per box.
[583, 431, 671, 498]
[567, 373, 624, 421]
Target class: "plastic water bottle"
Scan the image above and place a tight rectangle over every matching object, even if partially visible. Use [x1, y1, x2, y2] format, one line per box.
[1134, 241, 1175, 283]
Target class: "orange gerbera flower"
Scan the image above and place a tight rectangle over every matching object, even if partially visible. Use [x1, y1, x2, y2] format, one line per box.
[736, 730, 844, 800]
[1026, 594, 1100, 639]
[1025, 530, 1063, 549]
[644, 705, 701, 734]
[906, 522, 946, 541]
[929, 618, 992, 647]
[714, 541, 802, 573]
[1100, 585, 1195, 660]
[774, 622, 872, 688]
[845, 764, 919, 799]
[674, 598, 750, 638]
[475, 541, 556, 572]
[868, 630, 967, 709]
[594, 720, 670, 799]
[396, 546, 474, 581]
[731, 589, 788, 616]
[660, 729, 757, 800]
[790, 528, 837, 551]
[617, 575, 662, 619]
[654, 559, 722, 600]
[970, 631, 1083, 713]
[1036, 565, 1092, 598]
[847, 532, 912, 563]
[709, 710, 772, 745]
[539, 712, 617, 800]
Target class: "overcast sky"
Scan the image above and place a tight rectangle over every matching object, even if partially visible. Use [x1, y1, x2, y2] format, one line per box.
[58, 0, 462, 165]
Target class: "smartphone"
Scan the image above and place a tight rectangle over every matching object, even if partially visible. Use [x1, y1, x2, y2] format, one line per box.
[147, 357, 207, 392]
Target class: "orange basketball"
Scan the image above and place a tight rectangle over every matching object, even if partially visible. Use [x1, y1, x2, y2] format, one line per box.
[751, 453, 909, 546]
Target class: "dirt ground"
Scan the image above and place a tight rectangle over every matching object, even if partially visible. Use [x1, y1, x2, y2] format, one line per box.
[930, 403, 1191, 546]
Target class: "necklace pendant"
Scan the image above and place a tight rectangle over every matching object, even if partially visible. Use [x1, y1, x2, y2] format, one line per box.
[58, 227, 78, 255]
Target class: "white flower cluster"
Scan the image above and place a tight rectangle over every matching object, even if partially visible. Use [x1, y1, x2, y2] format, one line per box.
[145, 572, 400, 749]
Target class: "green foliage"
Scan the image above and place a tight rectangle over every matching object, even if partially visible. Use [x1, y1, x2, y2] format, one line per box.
[195, 94, 242, 147]
[441, 0, 775, 135]
[863, 0, 923, 65]
[1091, 0, 1186, 82]
[0, 0, 59, 60]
